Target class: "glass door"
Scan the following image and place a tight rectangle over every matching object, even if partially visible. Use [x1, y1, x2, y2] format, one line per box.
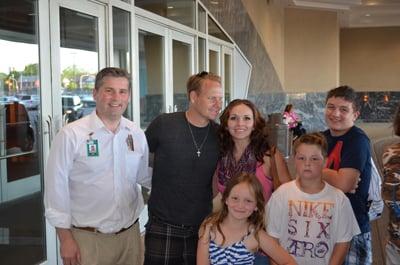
[136, 17, 167, 129]
[50, 0, 105, 132]
[0, 1, 45, 264]
[171, 31, 194, 112]
[47, 0, 106, 264]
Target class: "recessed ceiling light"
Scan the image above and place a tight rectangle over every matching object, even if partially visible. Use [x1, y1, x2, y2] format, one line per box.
[365, 1, 378, 6]
[167, 6, 174, 9]
[365, 13, 371, 17]
[211, 1, 219, 4]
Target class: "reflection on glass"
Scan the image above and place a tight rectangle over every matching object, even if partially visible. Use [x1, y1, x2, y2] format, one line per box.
[113, 7, 132, 119]
[198, 38, 206, 72]
[0, 0, 44, 264]
[135, 0, 195, 28]
[173, 40, 191, 112]
[209, 50, 219, 75]
[60, 7, 98, 123]
[224, 53, 232, 106]
[198, 4, 206, 33]
[139, 30, 165, 129]
[208, 16, 231, 43]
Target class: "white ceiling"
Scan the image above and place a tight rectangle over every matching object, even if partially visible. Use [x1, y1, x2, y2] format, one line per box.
[283, 0, 400, 28]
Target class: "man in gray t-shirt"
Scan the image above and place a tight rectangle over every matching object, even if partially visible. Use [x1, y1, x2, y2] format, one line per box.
[144, 71, 223, 265]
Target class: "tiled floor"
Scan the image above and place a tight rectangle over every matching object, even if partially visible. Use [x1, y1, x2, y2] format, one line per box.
[0, 192, 45, 265]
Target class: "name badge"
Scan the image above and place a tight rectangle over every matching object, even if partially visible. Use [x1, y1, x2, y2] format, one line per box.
[87, 139, 99, 157]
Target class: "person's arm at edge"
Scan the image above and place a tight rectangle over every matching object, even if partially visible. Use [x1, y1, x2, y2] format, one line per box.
[328, 242, 350, 265]
[322, 168, 359, 193]
[136, 131, 151, 189]
[144, 114, 163, 153]
[56, 228, 81, 265]
[274, 148, 292, 182]
[212, 170, 218, 197]
[258, 231, 296, 265]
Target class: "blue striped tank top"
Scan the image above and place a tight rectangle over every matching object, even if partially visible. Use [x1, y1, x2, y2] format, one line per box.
[209, 238, 255, 265]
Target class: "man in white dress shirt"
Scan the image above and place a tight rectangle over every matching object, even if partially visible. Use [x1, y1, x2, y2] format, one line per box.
[45, 67, 150, 265]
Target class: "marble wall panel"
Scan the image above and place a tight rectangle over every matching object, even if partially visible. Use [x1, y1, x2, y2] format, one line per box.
[284, 91, 400, 133]
[201, 1, 399, 129]
[358, 91, 399, 122]
[201, 0, 284, 98]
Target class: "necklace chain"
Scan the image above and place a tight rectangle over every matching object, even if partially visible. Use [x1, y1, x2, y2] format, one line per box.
[186, 117, 210, 157]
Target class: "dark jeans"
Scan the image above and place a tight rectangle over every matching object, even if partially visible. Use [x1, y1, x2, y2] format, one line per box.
[144, 215, 199, 265]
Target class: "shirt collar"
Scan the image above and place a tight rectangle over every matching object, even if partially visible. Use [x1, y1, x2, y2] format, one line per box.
[88, 111, 131, 133]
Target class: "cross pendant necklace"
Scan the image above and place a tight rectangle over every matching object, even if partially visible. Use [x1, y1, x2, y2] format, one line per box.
[186, 113, 210, 158]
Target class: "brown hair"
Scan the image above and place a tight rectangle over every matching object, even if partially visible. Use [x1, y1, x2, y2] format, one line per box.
[186, 71, 221, 100]
[200, 173, 266, 245]
[219, 99, 270, 162]
[394, 105, 400, 136]
[326, 85, 360, 112]
[293, 132, 328, 157]
[284, 104, 293, 113]
[95, 67, 130, 91]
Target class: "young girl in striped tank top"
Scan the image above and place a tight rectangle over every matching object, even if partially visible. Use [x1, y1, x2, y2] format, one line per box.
[197, 173, 296, 265]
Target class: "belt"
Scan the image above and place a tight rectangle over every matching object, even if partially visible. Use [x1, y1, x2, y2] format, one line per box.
[73, 218, 138, 235]
[150, 215, 198, 229]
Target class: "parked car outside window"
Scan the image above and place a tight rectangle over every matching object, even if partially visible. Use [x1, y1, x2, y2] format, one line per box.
[0, 96, 19, 105]
[61, 95, 84, 122]
[17, 94, 40, 110]
[81, 96, 96, 116]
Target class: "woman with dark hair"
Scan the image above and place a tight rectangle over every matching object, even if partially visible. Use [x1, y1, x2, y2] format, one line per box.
[382, 105, 400, 265]
[215, 99, 291, 203]
[214, 99, 292, 264]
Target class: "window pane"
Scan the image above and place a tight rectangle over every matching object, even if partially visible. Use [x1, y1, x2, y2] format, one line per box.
[198, 4, 206, 33]
[135, 0, 195, 28]
[208, 16, 231, 43]
[0, 0, 45, 264]
[59, 8, 98, 123]
[113, 7, 131, 72]
[139, 30, 165, 129]
[173, 40, 191, 112]
[198, 38, 206, 72]
[224, 53, 232, 105]
[209, 50, 219, 75]
[113, 7, 132, 119]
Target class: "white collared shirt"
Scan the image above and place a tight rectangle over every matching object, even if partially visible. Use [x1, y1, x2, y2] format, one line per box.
[44, 111, 150, 233]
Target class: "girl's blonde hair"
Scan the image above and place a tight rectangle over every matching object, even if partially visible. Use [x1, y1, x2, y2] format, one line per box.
[200, 173, 266, 245]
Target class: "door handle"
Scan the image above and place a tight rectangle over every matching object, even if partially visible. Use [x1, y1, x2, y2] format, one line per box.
[45, 115, 53, 148]
[62, 112, 70, 126]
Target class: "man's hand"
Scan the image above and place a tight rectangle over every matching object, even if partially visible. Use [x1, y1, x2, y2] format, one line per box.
[56, 228, 81, 265]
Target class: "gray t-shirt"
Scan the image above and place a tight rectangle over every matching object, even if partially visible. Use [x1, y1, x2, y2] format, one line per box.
[145, 112, 219, 226]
